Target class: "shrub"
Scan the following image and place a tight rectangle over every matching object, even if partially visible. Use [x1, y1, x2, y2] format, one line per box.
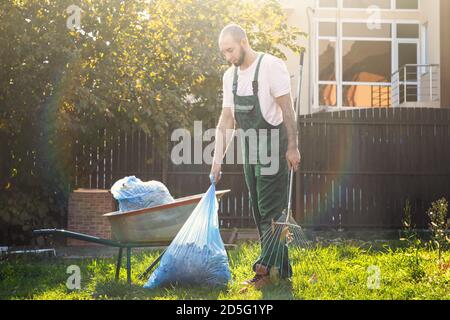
[400, 199, 422, 265]
[427, 198, 450, 261]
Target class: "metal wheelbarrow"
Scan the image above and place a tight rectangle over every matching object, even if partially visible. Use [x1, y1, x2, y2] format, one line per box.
[33, 189, 231, 284]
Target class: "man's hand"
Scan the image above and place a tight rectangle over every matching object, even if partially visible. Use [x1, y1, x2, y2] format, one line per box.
[286, 147, 301, 171]
[210, 162, 222, 184]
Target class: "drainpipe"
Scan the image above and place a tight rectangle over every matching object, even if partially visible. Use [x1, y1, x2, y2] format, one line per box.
[306, 7, 316, 115]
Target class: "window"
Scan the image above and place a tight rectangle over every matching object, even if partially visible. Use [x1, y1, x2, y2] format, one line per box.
[318, 0, 338, 8]
[395, 0, 419, 10]
[398, 42, 419, 102]
[317, 0, 419, 10]
[343, 0, 390, 9]
[319, 40, 336, 81]
[343, 85, 391, 107]
[397, 24, 419, 39]
[319, 22, 337, 37]
[398, 43, 418, 72]
[342, 41, 391, 82]
[315, 20, 420, 108]
[319, 84, 337, 106]
[343, 23, 391, 38]
[318, 21, 338, 107]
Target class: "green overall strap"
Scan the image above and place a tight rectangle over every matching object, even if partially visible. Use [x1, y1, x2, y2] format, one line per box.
[232, 53, 265, 97]
[252, 53, 264, 95]
[232, 67, 238, 96]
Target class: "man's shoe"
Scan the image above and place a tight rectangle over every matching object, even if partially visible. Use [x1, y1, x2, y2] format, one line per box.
[241, 273, 272, 289]
[239, 264, 272, 292]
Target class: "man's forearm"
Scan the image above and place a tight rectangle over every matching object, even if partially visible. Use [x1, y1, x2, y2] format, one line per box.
[213, 117, 235, 165]
[279, 97, 298, 149]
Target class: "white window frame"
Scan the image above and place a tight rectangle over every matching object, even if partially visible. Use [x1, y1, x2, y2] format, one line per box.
[315, 0, 420, 11]
[395, 21, 421, 103]
[341, 18, 393, 108]
[315, 18, 420, 110]
[316, 18, 339, 108]
[420, 22, 429, 72]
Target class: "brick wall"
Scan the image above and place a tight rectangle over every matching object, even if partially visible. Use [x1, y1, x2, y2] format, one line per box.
[67, 189, 116, 246]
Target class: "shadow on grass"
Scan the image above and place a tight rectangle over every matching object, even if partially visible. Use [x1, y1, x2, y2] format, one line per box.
[0, 256, 77, 299]
[93, 280, 226, 300]
[260, 280, 294, 300]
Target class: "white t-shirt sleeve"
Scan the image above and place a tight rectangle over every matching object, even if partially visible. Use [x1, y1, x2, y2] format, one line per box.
[222, 69, 234, 109]
[268, 57, 291, 98]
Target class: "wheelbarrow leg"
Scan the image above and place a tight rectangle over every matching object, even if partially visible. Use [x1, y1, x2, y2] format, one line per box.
[115, 247, 123, 281]
[126, 247, 131, 285]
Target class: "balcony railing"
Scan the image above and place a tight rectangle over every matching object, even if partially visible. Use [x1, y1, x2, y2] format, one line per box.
[392, 64, 440, 108]
[371, 85, 391, 108]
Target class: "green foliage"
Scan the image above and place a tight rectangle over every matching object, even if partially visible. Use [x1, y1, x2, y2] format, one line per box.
[427, 198, 450, 260]
[406, 254, 426, 283]
[402, 199, 413, 234]
[0, 187, 65, 244]
[400, 199, 422, 266]
[0, 0, 304, 244]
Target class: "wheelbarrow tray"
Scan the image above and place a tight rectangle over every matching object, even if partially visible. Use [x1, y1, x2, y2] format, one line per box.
[103, 189, 230, 244]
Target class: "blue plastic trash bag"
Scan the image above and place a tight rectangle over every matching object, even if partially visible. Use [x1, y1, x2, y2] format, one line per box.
[111, 176, 174, 212]
[144, 176, 231, 289]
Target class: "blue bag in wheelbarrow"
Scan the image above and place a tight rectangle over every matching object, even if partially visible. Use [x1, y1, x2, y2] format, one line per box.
[143, 179, 231, 289]
[110, 176, 174, 212]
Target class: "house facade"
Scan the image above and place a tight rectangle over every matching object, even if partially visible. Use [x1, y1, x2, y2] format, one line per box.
[278, 0, 450, 114]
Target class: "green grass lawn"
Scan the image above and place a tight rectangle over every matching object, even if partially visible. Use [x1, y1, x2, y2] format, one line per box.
[1, 241, 449, 300]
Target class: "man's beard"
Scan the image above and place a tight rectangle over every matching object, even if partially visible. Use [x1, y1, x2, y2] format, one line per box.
[233, 47, 246, 67]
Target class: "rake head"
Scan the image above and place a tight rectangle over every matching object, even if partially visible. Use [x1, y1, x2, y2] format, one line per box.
[264, 210, 329, 282]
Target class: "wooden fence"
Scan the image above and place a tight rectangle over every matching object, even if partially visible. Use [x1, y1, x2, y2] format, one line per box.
[74, 107, 450, 229]
[296, 107, 450, 229]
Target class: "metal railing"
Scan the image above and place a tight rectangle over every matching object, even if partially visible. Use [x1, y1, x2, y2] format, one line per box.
[371, 85, 391, 107]
[392, 64, 440, 107]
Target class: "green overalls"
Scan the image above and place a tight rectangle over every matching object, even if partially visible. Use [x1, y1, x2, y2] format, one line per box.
[232, 53, 292, 278]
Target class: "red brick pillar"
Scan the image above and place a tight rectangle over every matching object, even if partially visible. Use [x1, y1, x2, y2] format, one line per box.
[67, 189, 116, 246]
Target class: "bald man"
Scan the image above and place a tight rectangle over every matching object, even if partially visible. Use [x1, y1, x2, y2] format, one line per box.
[211, 24, 301, 290]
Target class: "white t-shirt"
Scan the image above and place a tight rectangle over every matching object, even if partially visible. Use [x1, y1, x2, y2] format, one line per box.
[222, 53, 291, 126]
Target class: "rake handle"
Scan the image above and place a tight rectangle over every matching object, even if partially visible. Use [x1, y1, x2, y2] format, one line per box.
[286, 50, 305, 223]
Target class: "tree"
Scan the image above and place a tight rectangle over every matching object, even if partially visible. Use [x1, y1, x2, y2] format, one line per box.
[0, 0, 305, 244]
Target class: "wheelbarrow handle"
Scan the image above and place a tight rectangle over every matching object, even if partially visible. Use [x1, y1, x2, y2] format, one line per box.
[138, 249, 166, 280]
[33, 228, 121, 247]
